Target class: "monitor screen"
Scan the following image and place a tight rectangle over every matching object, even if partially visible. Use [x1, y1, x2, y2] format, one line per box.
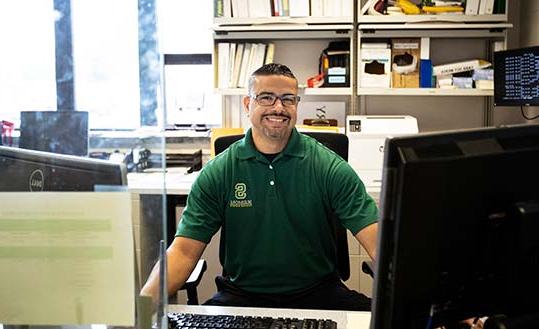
[371, 124, 539, 329]
[494, 46, 539, 107]
[19, 111, 89, 156]
[0, 145, 126, 192]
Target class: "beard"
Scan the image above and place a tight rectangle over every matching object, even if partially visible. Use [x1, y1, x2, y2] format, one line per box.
[260, 113, 292, 140]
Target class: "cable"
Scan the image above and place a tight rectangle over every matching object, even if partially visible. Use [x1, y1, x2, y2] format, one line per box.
[520, 105, 539, 120]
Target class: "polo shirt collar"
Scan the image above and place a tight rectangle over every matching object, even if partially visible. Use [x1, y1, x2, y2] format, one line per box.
[237, 128, 305, 160]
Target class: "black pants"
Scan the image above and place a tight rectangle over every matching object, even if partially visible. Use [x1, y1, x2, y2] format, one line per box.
[203, 273, 371, 311]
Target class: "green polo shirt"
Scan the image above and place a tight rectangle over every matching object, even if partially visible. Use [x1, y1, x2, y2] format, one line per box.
[176, 128, 378, 294]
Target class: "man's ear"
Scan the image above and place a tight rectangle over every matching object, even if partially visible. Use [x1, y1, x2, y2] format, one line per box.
[242, 95, 251, 116]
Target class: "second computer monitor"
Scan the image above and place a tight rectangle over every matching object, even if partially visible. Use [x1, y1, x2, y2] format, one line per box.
[19, 110, 89, 156]
[371, 124, 539, 329]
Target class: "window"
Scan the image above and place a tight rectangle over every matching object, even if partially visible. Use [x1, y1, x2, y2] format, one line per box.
[160, 0, 221, 127]
[71, 0, 140, 129]
[0, 0, 217, 130]
[0, 0, 56, 126]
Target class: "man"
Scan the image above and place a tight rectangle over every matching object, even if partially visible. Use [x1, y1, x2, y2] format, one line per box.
[141, 63, 378, 311]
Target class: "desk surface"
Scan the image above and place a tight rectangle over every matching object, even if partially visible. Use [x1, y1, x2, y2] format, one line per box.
[128, 167, 199, 195]
[168, 305, 371, 329]
[128, 167, 381, 199]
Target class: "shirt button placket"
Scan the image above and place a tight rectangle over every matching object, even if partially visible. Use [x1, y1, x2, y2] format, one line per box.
[268, 164, 276, 192]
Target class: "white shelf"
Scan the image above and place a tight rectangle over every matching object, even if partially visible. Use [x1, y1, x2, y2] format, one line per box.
[357, 88, 494, 96]
[303, 87, 351, 95]
[358, 14, 508, 24]
[214, 16, 352, 26]
[215, 88, 352, 96]
[215, 88, 247, 95]
[359, 23, 512, 30]
[214, 24, 353, 32]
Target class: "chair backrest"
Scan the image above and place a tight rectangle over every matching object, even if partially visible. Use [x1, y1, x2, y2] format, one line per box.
[213, 131, 351, 281]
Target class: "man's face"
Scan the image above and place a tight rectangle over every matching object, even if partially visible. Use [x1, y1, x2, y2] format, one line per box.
[243, 75, 299, 141]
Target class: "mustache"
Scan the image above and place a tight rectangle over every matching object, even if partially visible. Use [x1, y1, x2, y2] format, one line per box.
[262, 112, 291, 119]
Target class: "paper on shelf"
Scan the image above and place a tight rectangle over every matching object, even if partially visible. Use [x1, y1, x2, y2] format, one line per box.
[0, 192, 135, 326]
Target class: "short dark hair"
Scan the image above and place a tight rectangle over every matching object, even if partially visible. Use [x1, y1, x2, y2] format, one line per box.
[248, 63, 297, 94]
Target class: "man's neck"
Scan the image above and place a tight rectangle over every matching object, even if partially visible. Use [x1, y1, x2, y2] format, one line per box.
[252, 130, 291, 154]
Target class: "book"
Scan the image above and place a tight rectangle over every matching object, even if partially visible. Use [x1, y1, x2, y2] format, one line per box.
[238, 43, 252, 88]
[245, 43, 258, 85]
[231, 43, 244, 88]
[249, 0, 272, 17]
[310, 0, 323, 16]
[214, 0, 223, 17]
[217, 43, 230, 88]
[282, 0, 290, 16]
[231, 0, 249, 17]
[465, 0, 480, 15]
[433, 59, 491, 76]
[323, 0, 341, 16]
[420, 59, 433, 88]
[265, 43, 275, 64]
[289, 0, 310, 17]
[478, 0, 494, 15]
[227, 43, 237, 88]
[223, 0, 232, 17]
[341, 0, 353, 16]
[253, 43, 267, 74]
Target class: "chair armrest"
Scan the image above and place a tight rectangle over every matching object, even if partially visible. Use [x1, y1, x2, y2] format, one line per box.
[180, 259, 207, 290]
[361, 260, 375, 278]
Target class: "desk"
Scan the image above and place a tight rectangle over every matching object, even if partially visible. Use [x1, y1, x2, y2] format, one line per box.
[168, 305, 371, 329]
[128, 168, 381, 302]
[128, 167, 198, 195]
[128, 167, 199, 285]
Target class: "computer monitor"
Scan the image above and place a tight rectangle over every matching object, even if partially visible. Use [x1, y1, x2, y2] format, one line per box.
[0, 145, 127, 191]
[494, 46, 539, 107]
[371, 124, 539, 329]
[19, 110, 89, 156]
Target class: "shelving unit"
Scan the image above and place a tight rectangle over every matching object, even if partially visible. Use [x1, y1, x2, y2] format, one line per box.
[214, 23, 354, 127]
[217, 87, 352, 96]
[214, 1, 513, 129]
[357, 88, 494, 96]
[357, 21, 510, 126]
[208, 0, 514, 301]
[358, 0, 509, 23]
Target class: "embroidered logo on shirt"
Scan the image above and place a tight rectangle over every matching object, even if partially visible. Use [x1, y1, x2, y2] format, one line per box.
[230, 182, 252, 208]
[234, 183, 247, 199]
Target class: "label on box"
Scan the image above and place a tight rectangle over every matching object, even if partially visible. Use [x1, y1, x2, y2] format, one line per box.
[329, 76, 346, 83]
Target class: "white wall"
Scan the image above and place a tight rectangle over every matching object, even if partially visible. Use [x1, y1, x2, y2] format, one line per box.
[520, 0, 539, 47]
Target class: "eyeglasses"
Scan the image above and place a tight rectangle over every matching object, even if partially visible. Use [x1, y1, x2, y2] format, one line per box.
[250, 93, 300, 107]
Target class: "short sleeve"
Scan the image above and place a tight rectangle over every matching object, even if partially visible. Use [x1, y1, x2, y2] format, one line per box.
[327, 160, 379, 235]
[176, 165, 224, 243]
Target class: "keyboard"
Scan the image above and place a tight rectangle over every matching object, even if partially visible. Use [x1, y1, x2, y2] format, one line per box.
[168, 312, 338, 329]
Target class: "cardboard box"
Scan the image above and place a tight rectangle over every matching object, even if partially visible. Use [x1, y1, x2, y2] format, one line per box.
[391, 39, 420, 88]
[359, 43, 391, 88]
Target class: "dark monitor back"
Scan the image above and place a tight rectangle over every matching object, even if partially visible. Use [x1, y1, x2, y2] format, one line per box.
[494, 46, 539, 107]
[0, 145, 126, 192]
[19, 111, 89, 156]
[372, 124, 539, 329]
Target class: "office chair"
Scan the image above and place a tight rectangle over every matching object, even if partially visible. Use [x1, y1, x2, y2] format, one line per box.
[214, 132, 352, 281]
[178, 132, 374, 305]
[177, 259, 207, 305]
